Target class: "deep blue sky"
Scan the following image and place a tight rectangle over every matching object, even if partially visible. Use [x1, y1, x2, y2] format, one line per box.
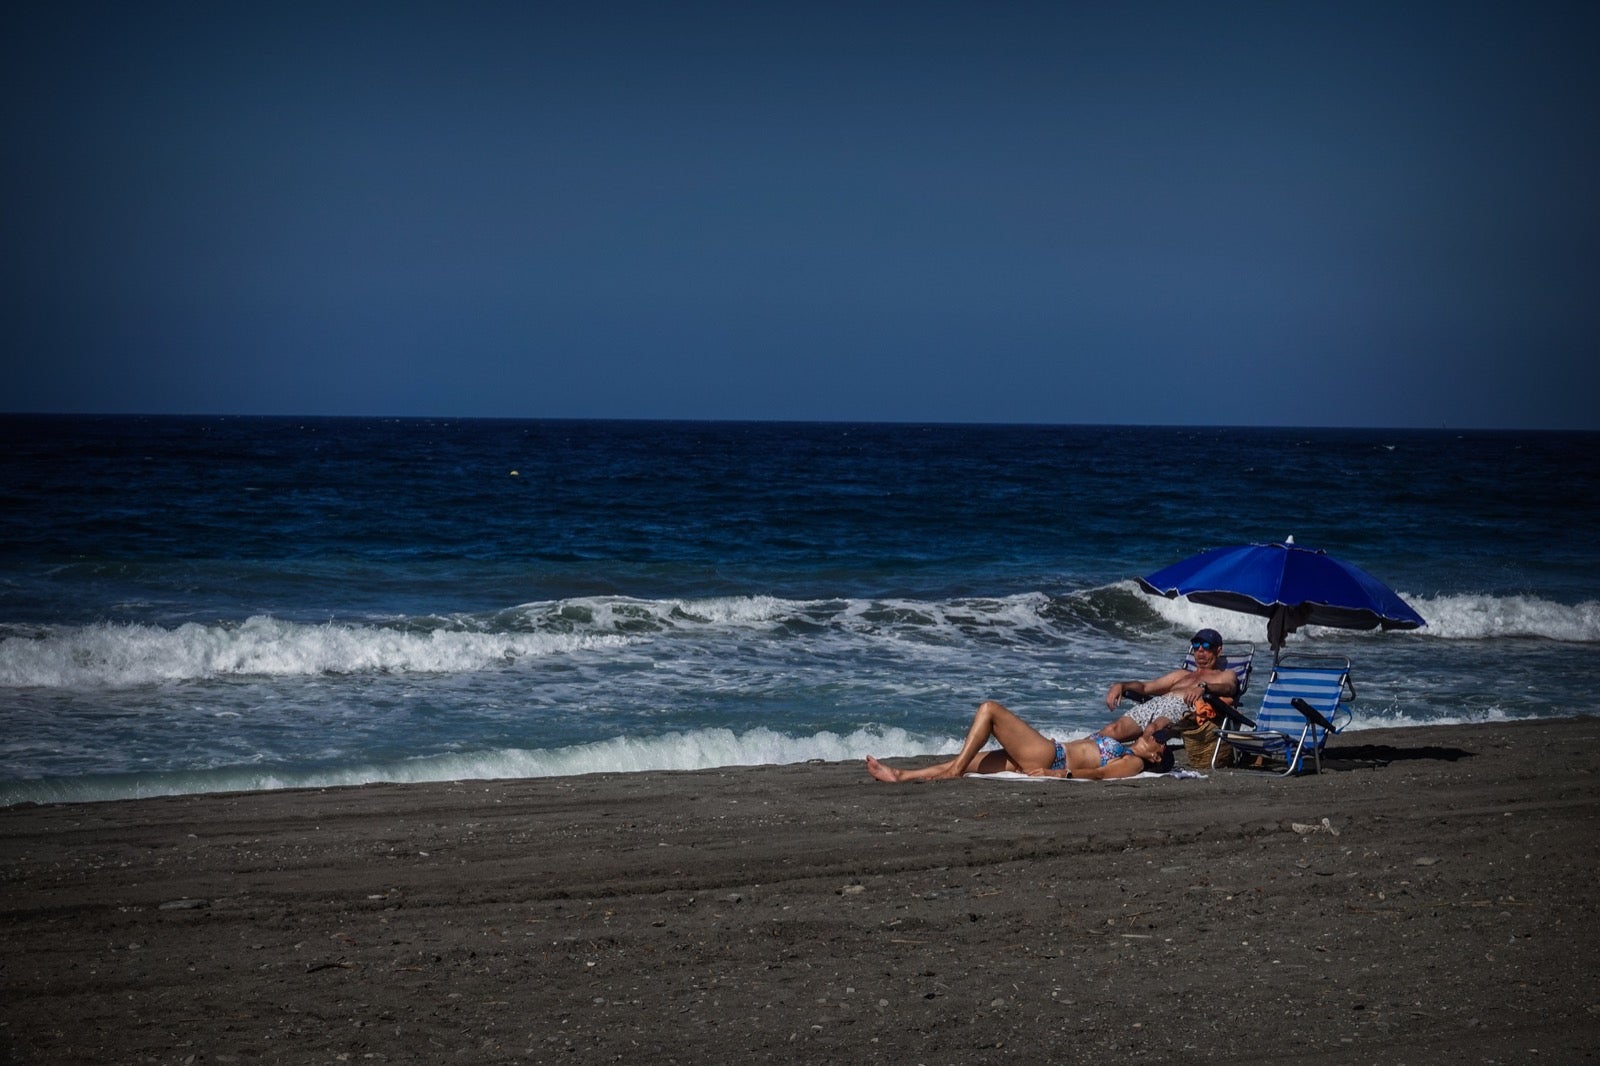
[4, 2, 1597, 428]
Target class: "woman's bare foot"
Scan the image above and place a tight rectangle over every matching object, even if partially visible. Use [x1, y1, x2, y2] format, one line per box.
[866, 756, 967, 782]
[865, 755, 903, 782]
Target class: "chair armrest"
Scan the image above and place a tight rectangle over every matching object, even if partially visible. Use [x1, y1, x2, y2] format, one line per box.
[1289, 698, 1336, 732]
[1219, 704, 1255, 729]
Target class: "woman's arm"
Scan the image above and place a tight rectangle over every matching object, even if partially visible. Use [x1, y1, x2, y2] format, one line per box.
[1029, 753, 1149, 780]
[1094, 755, 1150, 780]
[1139, 714, 1176, 744]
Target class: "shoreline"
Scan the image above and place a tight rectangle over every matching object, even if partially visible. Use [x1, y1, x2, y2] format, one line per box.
[3, 717, 1598, 1064]
[3, 713, 1580, 811]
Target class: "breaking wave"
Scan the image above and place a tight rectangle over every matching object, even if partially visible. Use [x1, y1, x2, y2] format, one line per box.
[0, 615, 636, 689]
[0, 593, 1059, 690]
[3, 587, 1594, 692]
[0, 724, 953, 807]
[1130, 583, 1598, 644]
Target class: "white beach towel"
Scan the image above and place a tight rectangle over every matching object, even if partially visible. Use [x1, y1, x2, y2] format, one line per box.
[963, 768, 1207, 782]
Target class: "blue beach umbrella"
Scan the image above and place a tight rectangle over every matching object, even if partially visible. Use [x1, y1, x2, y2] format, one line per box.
[1137, 538, 1426, 655]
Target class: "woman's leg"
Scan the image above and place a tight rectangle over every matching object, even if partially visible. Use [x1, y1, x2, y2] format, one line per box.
[966, 700, 1058, 771]
[866, 700, 1058, 782]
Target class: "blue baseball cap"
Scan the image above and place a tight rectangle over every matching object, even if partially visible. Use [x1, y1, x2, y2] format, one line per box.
[1190, 628, 1223, 647]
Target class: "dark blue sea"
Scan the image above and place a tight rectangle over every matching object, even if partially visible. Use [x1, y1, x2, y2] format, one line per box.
[2, 416, 1596, 805]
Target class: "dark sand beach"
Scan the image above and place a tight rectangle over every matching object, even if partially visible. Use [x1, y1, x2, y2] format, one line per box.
[3, 718, 1598, 1065]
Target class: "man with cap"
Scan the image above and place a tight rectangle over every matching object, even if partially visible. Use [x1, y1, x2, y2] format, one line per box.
[1097, 628, 1239, 766]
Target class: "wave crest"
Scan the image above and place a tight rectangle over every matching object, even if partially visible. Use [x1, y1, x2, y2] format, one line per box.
[4, 586, 1593, 692]
[1407, 593, 1600, 641]
[1129, 582, 1598, 644]
[0, 615, 632, 689]
[0, 593, 1058, 689]
[0, 725, 951, 806]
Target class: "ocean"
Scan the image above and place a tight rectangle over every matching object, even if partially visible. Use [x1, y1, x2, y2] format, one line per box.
[2, 415, 1596, 805]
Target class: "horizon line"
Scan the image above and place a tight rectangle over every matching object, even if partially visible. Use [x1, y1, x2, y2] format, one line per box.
[3, 411, 1595, 434]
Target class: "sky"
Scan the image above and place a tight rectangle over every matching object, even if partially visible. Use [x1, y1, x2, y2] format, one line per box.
[3, 1, 1597, 429]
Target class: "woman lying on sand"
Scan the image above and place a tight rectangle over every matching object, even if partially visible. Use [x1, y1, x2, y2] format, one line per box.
[866, 699, 1170, 782]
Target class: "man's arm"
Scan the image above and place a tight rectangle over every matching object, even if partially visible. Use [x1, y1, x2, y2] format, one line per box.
[1195, 668, 1239, 698]
[1105, 668, 1191, 710]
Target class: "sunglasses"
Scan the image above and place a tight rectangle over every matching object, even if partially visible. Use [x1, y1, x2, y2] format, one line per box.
[1190, 640, 1219, 651]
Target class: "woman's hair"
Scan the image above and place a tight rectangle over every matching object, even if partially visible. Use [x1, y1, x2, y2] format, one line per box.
[1146, 744, 1176, 773]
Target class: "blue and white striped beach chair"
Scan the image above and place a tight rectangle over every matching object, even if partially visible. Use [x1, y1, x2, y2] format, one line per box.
[1213, 653, 1353, 775]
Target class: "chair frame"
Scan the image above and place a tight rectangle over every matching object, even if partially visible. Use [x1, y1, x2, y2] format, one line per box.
[1212, 652, 1354, 775]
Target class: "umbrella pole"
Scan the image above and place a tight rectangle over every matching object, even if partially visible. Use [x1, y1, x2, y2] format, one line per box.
[1267, 604, 1288, 663]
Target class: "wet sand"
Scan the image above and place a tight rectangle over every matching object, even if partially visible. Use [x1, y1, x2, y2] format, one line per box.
[3, 717, 1598, 1065]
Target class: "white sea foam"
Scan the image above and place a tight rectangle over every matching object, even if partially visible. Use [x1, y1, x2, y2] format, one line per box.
[0, 725, 956, 806]
[512, 591, 1053, 638]
[1404, 593, 1600, 641]
[0, 593, 1066, 689]
[4, 586, 1592, 692]
[1129, 582, 1598, 644]
[1342, 707, 1518, 731]
[0, 616, 634, 689]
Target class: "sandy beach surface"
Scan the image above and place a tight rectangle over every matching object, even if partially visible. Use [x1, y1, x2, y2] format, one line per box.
[3, 717, 1598, 1065]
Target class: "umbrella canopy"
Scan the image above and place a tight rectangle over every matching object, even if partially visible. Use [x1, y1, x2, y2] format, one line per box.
[1138, 539, 1426, 653]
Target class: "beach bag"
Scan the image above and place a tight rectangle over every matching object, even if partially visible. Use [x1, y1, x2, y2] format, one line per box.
[1179, 694, 1233, 769]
